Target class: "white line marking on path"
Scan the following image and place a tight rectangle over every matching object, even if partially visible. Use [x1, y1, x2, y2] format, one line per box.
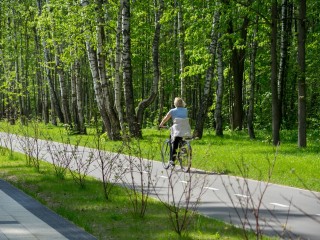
[270, 202, 289, 208]
[204, 187, 219, 191]
[180, 181, 188, 184]
[234, 194, 249, 198]
[142, 171, 149, 174]
[160, 176, 168, 179]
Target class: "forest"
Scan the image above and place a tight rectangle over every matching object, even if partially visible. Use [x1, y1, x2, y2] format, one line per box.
[0, 0, 318, 147]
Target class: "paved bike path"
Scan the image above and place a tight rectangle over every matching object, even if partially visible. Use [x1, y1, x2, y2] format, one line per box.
[0, 133, 319, 239]
[0, 179, 96, 240]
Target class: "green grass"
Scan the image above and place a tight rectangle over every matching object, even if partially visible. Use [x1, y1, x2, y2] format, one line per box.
[0, 150, 260, 240]
[189, 129, 320, 191]
[1, 121, 320, 192]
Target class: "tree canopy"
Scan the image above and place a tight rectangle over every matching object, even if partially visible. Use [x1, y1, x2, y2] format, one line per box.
[0, 0, 317, 147]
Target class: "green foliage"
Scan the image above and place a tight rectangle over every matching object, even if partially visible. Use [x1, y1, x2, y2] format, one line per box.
[0, 0, 319, 146]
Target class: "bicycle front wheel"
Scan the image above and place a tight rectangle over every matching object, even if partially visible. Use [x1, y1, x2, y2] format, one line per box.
[161, 139, 171, 169]
[177, 141, 192, 172]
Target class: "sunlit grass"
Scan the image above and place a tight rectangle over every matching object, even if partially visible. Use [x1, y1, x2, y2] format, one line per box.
[0, 150, 261, 239]
[1, 121, 319, 191]
[147, 127, 320, 191]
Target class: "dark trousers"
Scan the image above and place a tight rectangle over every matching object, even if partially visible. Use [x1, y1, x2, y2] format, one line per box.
[170, 136, 182, 161]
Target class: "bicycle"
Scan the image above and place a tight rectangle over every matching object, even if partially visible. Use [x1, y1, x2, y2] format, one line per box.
[160, 134, 192, 173]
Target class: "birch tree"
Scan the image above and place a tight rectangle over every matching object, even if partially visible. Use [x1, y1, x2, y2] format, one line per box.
[55, 45, 72, 126]
[247, 17, 259, 140]
[193, 5, 219, 139]
[177, 0, 186, 100]
[95, 0, 121, 139]
[114, 4, 126, 134]
[81, 0, 121, 140]
[278, 0, 292, 124]
[297, 0, 307, 147]
[37, 0, 64, 125]
[121, 0, 141, 138]
[71, 58, 86, 134]
[271, 0, 281, 145]
[136, 0, 164, 128]
[215, 31, 224, 136]
[32, 22, 47, 122]
[226, 1, 251, 131]
[121, 0, 164, 137]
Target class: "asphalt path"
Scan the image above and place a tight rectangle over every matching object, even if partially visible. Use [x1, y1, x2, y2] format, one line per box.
[0, 132, 319, 239]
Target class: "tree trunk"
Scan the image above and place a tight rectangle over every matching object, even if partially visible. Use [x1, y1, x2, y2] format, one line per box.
[71, 58, 87, 134]
[13, 23, 19, 125]
[37, 0, 64, 125]
[82, 0, 111, 136]
[96, 0, 121, 139]
[177, 1, 186, 100]
[228, 17, 249, 131]
[32, 26, 43, 120]
[157, 78, 165, 125]
[74, 59, 87, 134]
[215, 32, 224, 136]
[114, 4, 126, 134]
[193, 7, 219, 139]
[136, 0, 164, 128]
[271, 0, 280, 145]
[278, 0, 290, 125]
[122, 0, 141, 138]
[86, 39, 113, 134]
[55, 45, 72, 126]
[44, 43, 63, 124]
[19, 18, 30, 125]
[297, 0, 307, 147]
[2, 56, 16, 124]
[43, 85, 50, 125]
[248, 17, 259, 139]
[81, 0, 121, 140]
[71, 62, 80, 132]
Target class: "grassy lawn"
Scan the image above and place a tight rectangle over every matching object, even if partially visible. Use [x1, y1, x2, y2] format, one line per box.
[1, 121, 319, 192]
[0, 150, 260, 239]
[189, 129, 320, 191]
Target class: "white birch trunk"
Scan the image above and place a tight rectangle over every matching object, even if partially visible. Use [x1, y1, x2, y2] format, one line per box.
[70, 58, 86, 134]
[297, 0, 307, 147]
[193, 5, 220, 138]
[96, 11, 121, 137]
[277, 0, 290, 121]
[37, 0, 63, 124]
[114, 5, 126, 134]
[215, 32, 224, 136]
[247, 17, 258, 139]
[81, 0, 120, 140]
[74, 59, 86, 134]
[271, 0, 280, 145]
[121, 0, 141, 137]
[81, 0, 112, 137]
[136, 0, 164, 127]
[177, 2, 186, 100]
[55, 45, 71, 125]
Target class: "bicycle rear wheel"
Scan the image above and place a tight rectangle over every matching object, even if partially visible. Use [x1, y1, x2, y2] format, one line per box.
[161, 139, 171, 169]
[177, 141, 192, 172]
